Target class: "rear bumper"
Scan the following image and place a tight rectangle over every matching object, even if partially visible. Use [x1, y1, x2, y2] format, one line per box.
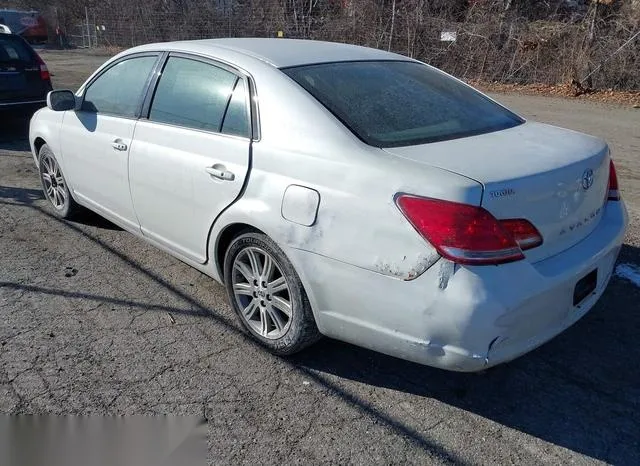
[288, 200, 628, 372]
[0, 99, 46, 108]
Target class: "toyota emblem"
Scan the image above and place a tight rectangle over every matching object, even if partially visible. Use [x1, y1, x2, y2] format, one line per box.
[582, 169, 594, 190]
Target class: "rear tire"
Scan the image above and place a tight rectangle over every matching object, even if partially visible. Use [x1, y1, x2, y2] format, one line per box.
[38, 144, 80, 219]
[223, 232, 321, 355]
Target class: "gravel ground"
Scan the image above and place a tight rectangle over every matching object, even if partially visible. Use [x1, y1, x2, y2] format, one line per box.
[1, 50, 639, 465]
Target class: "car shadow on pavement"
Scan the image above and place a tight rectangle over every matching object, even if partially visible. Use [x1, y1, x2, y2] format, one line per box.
[0, 185, 122, 231]
[0, 186, 44, 205]
[2, 185, 638, 463]
[71, 209, 123, 231]
[292, 243, 640, 464]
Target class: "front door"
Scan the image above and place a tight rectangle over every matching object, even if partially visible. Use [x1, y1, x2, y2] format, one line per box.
[60, 54, 159, 230]
[128, 55, 252, 263]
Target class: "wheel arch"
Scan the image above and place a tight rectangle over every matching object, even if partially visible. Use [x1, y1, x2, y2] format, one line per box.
[214, 222, 264, 282]
[30, 135, 48, 166]
[33, 137, 47, 155]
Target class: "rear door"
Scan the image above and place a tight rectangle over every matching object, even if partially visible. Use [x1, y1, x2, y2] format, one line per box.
[0, 34, 47, 104]
[60, 53, 160, 230]
[128, 54, 252, 263]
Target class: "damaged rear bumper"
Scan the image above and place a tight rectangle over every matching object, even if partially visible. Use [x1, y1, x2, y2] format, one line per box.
[286, 200, 627, 372]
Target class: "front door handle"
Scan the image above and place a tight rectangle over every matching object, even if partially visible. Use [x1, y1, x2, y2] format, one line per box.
[205, 165, 235, 181]
[111, 139, 127, 151]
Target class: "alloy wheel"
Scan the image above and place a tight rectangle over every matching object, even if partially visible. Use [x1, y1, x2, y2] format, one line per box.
[231, 246, 292, 339]
[40, 152, 67, 210]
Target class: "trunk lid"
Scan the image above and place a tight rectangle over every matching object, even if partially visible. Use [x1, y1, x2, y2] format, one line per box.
[384, 122, 610, 262]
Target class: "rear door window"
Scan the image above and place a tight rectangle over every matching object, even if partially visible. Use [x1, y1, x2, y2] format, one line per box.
[221, 79, 250, 137]
[82, 55, 158, 118]
[149, 56, 248, 136]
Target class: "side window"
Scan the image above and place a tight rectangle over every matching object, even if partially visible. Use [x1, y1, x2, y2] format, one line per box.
[149, 57, 239, 133]
[221, 79, 250, 138]
[82, 56, 157, 117]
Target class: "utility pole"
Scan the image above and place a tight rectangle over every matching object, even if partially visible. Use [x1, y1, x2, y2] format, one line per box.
[85, 6, 91, 48]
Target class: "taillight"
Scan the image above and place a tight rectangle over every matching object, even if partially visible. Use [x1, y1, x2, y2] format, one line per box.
[395, 195, 542, 266]
[35, 54, 50, 81]
[608, 159, 620, 201]
[499, 219, 543, 250]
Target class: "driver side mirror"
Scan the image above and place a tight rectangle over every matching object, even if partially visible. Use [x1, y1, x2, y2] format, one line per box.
[46, 90, 77, 111]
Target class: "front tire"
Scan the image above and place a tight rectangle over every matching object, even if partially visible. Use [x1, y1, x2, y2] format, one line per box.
[223, 232, 321, 355]
[38, 144, 80, 219]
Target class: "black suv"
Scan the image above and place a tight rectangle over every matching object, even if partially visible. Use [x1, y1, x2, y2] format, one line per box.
[0, 31, 52, 116]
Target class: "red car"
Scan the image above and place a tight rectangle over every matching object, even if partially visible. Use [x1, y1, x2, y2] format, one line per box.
[0, 9, 48, 44]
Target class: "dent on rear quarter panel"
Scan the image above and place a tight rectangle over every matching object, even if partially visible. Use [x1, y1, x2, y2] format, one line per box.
[213, 142, 482, 281]
[255, 166, 441, 280]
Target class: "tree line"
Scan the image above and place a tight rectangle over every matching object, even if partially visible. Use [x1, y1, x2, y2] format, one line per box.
[9, 0, 640, 89]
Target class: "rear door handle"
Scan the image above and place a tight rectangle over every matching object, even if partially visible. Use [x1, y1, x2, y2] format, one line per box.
[205, 165, 235, 181]
[111, 140, 127, 151]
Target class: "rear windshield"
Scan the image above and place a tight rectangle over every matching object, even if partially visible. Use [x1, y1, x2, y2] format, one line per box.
[0, 35, 34, 63]
[283, 61, 524, 148]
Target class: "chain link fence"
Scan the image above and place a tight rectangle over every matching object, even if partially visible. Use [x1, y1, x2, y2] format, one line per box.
[68, 22, 97, 48]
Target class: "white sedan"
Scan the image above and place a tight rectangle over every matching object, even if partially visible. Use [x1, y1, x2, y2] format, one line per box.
[29, 39, 628, 371]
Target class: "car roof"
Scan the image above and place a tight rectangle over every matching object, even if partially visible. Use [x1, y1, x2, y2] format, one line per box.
[128, 38, 410, 69]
